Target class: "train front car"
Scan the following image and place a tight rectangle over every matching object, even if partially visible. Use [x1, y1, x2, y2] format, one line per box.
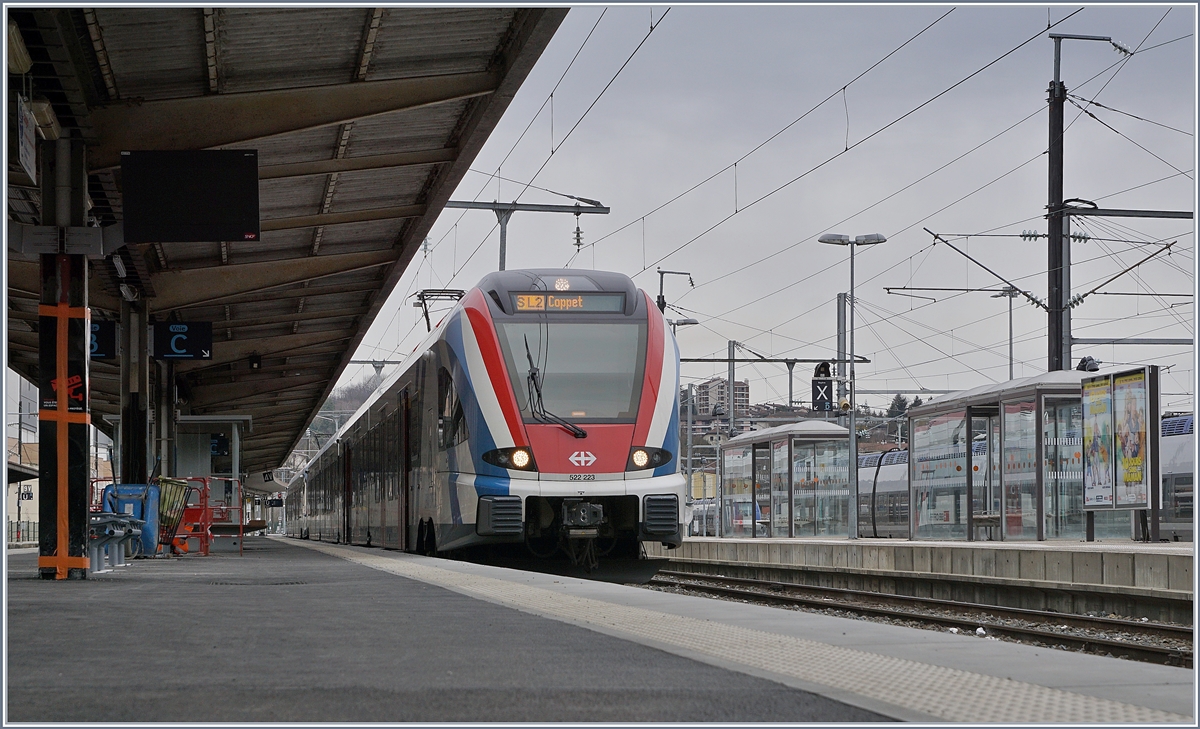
[443, 269, 684, 564]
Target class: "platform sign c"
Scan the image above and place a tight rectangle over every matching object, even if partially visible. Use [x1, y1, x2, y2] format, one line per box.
[152, 322, 213, 360]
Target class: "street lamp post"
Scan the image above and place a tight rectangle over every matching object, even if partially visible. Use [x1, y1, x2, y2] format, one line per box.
[666, 317, 699, 335]
[819, 232, 886, 540]
[991, 286, 1019, 380]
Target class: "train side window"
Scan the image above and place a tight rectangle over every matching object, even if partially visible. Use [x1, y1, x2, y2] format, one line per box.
[437, 367, 468, 449]
[1172, 475, 1193, 519]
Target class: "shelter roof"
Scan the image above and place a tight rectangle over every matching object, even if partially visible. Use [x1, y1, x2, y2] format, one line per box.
[908, 370, 1092, 416]
[727, 419, 849, 445]
[7, 8, 566, 482]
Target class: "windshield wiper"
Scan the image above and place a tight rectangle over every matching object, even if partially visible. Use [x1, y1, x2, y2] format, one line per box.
[524, 335, 587, 439]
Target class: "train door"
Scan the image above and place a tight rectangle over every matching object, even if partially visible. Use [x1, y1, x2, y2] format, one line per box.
[368, 426, 379, 546]
[401, 388, 413, 551]
[342, 445, 352, 543]
[382, 411, 397, 548]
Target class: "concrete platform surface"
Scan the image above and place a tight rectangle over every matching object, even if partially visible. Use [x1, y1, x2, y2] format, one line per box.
[297, 538, 1194, 723]
[6, 536, 1194, 723]
[5, 538, 885, 723]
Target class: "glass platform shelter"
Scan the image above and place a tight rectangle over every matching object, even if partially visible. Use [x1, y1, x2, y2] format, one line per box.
[906, 370, 1131, 541]
[720, 421, 850, 539]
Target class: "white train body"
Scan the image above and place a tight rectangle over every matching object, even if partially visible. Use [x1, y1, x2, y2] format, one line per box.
[285, 269, 685, 558]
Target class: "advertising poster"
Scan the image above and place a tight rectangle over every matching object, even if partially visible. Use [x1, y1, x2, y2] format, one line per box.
[1113, 369, 1149, 508]
[1082, 376, 1114, 509]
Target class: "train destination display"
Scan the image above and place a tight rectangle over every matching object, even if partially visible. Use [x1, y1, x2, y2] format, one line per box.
[512, 292, 624, 313]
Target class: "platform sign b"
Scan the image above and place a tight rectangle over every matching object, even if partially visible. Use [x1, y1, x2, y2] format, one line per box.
[90, 320, 116, 359]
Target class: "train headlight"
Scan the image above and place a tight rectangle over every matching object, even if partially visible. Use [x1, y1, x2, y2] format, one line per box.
[511, 449, 531, 469]
[627, 447, 671, 471]
[483, 447, 537, 471]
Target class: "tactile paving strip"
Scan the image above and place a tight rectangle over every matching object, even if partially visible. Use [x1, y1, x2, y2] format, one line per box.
[295, 541, 1192, 723]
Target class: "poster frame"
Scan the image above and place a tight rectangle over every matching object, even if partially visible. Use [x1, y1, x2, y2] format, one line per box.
[1081, 366, 1160, 518]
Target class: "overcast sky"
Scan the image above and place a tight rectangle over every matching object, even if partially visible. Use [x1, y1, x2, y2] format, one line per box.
[346, 4, 1196, 414]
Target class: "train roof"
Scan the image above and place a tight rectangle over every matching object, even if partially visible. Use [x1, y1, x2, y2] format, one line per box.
[1162, 414, 1194, 437]
[859, 449, 910, 468]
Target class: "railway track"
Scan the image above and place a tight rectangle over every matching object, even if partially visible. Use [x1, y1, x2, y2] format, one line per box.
[648, 570, 1193, 668]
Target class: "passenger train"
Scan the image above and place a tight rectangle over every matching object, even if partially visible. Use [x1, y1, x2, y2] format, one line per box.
[285, 269, 685, 567]
[855, 414, 1194, 541]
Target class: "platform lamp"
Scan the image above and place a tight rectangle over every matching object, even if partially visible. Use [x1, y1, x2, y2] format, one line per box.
[818, 232, 886, 540]
[666, 317, 699, 335]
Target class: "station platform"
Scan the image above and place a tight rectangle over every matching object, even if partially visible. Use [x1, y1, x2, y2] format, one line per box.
[6, 537, 1194, 723]
[647, 537, 1195, 624]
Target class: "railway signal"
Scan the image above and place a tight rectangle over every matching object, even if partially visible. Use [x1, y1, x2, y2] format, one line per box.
[812, 361, 833, 412]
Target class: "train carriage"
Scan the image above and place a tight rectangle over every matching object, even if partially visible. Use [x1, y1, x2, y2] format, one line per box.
[286, 269, 685, 564]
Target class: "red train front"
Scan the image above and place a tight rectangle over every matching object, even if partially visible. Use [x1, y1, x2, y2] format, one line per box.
[287, 269, 685, 567]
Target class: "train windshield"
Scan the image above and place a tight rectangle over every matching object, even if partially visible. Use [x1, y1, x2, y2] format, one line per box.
[494, 320, 647, 422]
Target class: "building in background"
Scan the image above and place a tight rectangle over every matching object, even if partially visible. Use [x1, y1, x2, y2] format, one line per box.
[6, 370, 113, 544]
[690, 376, 750, 418]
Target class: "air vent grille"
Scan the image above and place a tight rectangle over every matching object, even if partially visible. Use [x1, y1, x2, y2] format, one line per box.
[643, 495, 678, 535]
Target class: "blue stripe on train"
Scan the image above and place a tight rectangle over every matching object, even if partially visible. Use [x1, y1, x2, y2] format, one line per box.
[446, 309, 506, 482]
[472, 474, 511, 496]
[653, 336, 682, 478]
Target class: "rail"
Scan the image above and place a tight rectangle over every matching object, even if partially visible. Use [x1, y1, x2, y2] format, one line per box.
[649, 571, 1192, 667]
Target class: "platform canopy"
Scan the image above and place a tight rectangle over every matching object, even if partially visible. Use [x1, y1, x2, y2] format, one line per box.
[7, 8, 567, 476]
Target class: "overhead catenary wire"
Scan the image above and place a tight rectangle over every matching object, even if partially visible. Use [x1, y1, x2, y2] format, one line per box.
[1067, 96, 1193, 179]
[687, 108, 1047, 296]
[691, 226, 1192, 395]
[450, 22, 1192, 354]
[679, 17, 1190, 306]
[1062, 8, 1175, 139]
[362, 12, 1190, 405]
[355, 10, 680, 385]
[864, 303, 1191, 382]
[690, 154, 1191, 388]
[1066, 93, 1192, 136]
[673, 27, 1191, 305]
[631, 8, 1086, 277]
[393, 8, 612, 295]
[439, 10, 671, 285]
[575, 8, 957, 258]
